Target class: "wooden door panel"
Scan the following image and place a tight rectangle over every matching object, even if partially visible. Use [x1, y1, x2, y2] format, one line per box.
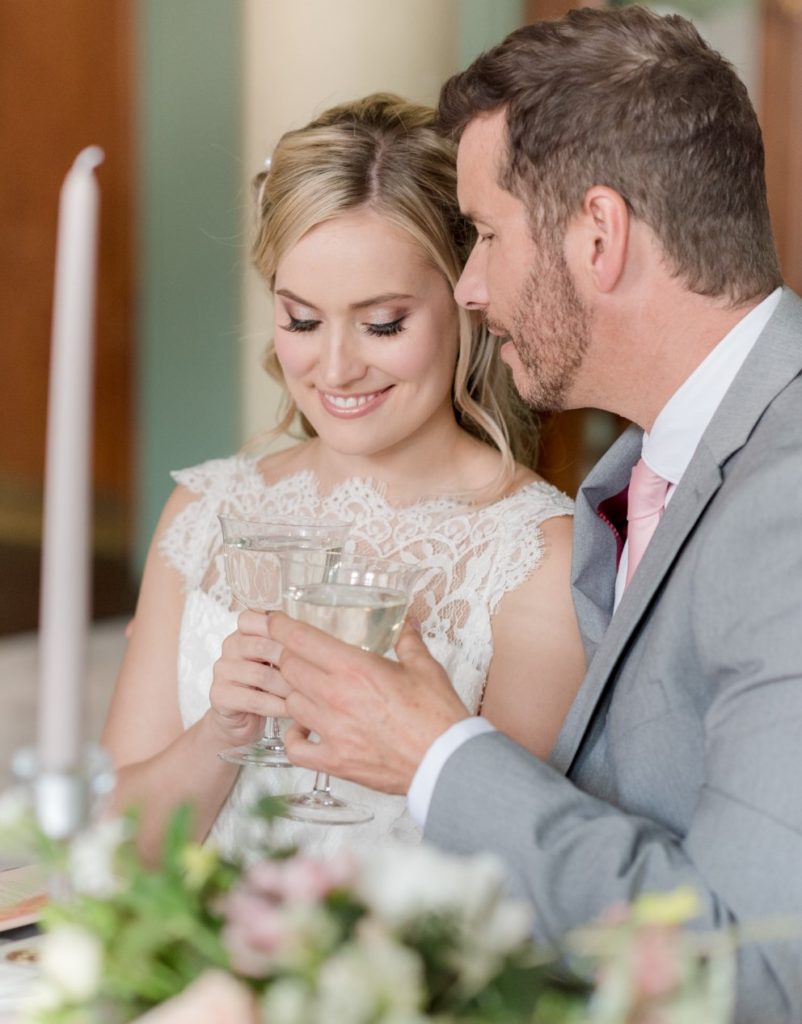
[0, 0, 136, 631]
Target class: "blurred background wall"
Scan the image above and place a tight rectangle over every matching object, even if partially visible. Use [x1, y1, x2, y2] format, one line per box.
[0, 0, 799, 638]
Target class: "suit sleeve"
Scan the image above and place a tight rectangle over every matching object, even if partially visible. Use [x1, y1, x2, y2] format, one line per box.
[425, 448, 802, 1024]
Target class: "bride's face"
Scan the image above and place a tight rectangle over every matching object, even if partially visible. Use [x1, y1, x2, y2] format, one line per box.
[272, 208, 460, 460]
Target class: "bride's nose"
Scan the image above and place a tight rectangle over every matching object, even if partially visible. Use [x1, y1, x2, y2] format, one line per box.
[318, 328, 367, 388]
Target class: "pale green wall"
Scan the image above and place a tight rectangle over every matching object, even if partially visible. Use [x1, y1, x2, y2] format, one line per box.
[458, 0, 523, 68]
[135, 0, 241, 570]
[134, 0, 522, 573]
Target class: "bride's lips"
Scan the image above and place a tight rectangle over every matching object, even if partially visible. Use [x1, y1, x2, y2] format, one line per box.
[317, 386, 393, 419]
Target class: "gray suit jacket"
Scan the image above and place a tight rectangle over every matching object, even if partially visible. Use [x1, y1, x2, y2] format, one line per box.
[426, 289, 802, 1022]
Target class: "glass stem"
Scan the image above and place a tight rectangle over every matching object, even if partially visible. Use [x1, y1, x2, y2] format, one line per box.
[267, 717, 282, 741]
[311, 773, 332, 799]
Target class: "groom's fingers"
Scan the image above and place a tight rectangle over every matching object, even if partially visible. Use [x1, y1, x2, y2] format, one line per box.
[394, 618, 432, 668]
[283, 720, 327, 770]
[269, 610, 355, 671]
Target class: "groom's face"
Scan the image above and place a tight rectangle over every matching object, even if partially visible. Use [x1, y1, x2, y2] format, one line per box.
[454, 111, 592, 412]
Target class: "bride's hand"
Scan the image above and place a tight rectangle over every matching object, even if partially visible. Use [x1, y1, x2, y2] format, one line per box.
[207, 611, 289, 747]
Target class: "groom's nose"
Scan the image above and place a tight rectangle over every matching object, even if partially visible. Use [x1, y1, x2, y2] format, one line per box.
[454, 244, 489, 311]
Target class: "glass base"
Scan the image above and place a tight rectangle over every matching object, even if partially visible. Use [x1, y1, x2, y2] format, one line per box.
[217, 737, 291, 768]
[281, 791, 374, 825]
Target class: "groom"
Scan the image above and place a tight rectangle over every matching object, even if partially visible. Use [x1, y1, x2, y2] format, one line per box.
[269, 7, 802, 1021]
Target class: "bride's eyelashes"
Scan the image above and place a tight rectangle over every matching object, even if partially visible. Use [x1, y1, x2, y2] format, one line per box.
[280, 314, 408, 337]
[364, 316, 407, 337]
[282, 314, 319, 333]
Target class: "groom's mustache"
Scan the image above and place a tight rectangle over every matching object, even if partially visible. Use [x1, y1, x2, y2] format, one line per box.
[483, 312, 511, 339]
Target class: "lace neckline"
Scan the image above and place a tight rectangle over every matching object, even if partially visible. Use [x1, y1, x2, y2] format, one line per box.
[240, 457, 553, 516]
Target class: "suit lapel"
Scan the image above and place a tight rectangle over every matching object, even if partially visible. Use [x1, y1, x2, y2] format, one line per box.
[570, 425, 641, 657]
[550, 287, 802, 776]
[552, 443, 723, 774]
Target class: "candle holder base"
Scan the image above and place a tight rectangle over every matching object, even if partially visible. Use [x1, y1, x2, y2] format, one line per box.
[12, 744, 115, 842]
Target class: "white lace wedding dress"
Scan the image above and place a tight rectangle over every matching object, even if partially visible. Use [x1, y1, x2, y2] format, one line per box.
[159, 455, 573, 862]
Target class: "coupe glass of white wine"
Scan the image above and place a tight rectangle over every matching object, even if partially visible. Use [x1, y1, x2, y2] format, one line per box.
[216, 514, 351, 768]
[277, 551, 422, 825]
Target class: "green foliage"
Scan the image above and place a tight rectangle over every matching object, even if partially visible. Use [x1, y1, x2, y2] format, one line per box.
[41, 806, 238, 1016]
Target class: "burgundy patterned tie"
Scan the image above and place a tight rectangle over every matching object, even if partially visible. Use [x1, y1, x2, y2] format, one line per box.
[625, 458, 670, 587]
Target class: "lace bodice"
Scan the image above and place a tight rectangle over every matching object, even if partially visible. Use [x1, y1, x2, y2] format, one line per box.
[160, 455, 573, 860]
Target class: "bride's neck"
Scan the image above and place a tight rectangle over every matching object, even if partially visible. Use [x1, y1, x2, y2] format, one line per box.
[304, 419, 499, 505]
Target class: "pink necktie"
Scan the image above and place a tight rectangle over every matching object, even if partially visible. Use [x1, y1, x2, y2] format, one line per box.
[625, 458, 669, 587]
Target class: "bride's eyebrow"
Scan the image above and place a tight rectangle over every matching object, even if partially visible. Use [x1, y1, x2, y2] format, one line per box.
[350, 292, 414, 310]
[275, 288, 414, 311]
[275, 288, 319, 310]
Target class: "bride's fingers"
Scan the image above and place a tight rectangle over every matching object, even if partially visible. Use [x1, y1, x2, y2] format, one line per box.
[211, 676, 287, 720]
[260, 665, 291, 699]
[233, 633, 284, 667]
[237, 609, 270, 636]
[214, 656, 290, 699]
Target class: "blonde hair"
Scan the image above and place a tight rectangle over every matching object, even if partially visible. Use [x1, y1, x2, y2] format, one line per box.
[251, 93, 538, 482]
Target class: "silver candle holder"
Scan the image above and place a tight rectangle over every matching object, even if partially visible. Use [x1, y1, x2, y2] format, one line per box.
[12, 744, 115, 842]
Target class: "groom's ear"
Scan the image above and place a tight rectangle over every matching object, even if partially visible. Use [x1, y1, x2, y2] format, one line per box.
[570, 186, 630, 295]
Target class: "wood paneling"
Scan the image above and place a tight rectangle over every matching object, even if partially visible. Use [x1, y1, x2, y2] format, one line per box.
[524, 0, 605, 23]
[0, 0, 136, 629]
[762, 0, 802, 293]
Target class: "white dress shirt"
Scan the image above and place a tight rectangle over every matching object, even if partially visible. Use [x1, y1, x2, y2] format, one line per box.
[407, 287, 783, 829]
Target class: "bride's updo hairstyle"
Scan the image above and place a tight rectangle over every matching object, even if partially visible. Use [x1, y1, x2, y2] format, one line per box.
[251, 92, 537, 483]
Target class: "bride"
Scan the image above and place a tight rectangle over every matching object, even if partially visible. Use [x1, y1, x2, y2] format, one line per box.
[103, 94, 585, 862]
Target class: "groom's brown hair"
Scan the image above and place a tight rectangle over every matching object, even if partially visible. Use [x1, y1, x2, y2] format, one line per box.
[437, 4, 781, 307]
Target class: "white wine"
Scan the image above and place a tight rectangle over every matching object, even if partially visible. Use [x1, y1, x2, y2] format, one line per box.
[224, 538, 342, 610]
[284, 583, 407, 653]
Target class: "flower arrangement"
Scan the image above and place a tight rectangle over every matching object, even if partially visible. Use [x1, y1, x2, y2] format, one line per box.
[0, 791, 738, 1024]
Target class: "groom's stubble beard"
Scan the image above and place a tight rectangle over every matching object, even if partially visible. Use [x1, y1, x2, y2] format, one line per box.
[489, 244, 592, 414]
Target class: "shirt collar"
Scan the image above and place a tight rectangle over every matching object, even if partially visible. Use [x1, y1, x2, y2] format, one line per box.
[642, 288, 783, 483]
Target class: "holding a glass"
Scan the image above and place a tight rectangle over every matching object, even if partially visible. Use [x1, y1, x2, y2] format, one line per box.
[100, 94, 582, 864]
[277, 551, 421, 824]
[217, 515, 350, 767]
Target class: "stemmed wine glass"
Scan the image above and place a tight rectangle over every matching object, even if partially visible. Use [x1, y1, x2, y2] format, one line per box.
[216, 515, 351, 768]
[276, 551, 421, 825]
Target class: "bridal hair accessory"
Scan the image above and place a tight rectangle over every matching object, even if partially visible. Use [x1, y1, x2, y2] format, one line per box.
[263, 155, 272, 171]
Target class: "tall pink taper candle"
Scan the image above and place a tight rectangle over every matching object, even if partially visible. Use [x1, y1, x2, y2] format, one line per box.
[37, 146, 104, 775]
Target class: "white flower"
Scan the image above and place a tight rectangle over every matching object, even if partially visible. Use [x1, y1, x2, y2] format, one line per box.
[39, 924, 103, 1002]
[261, 977, 313, 1024]
[67, 817, 128, 897]
[358, 843, 511, 929]
[313, 932, 424, 1024]
[273, 904, 340, 973]
[480, 899, 533, 955]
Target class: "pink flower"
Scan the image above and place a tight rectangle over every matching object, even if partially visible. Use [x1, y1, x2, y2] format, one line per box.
[221, 887, 288, 975]
[632, 925, 682, 1002]
[245, 854, 357, 905]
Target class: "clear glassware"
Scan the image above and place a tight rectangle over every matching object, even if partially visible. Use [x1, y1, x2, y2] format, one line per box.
[216, 515, 351, 768]
[277, 551, 422, 824]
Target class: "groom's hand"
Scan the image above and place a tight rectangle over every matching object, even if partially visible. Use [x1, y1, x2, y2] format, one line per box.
[270, 613, 470, 794]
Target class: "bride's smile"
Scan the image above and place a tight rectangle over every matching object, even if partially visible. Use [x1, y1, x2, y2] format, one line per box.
[318, 386, 394, 418]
